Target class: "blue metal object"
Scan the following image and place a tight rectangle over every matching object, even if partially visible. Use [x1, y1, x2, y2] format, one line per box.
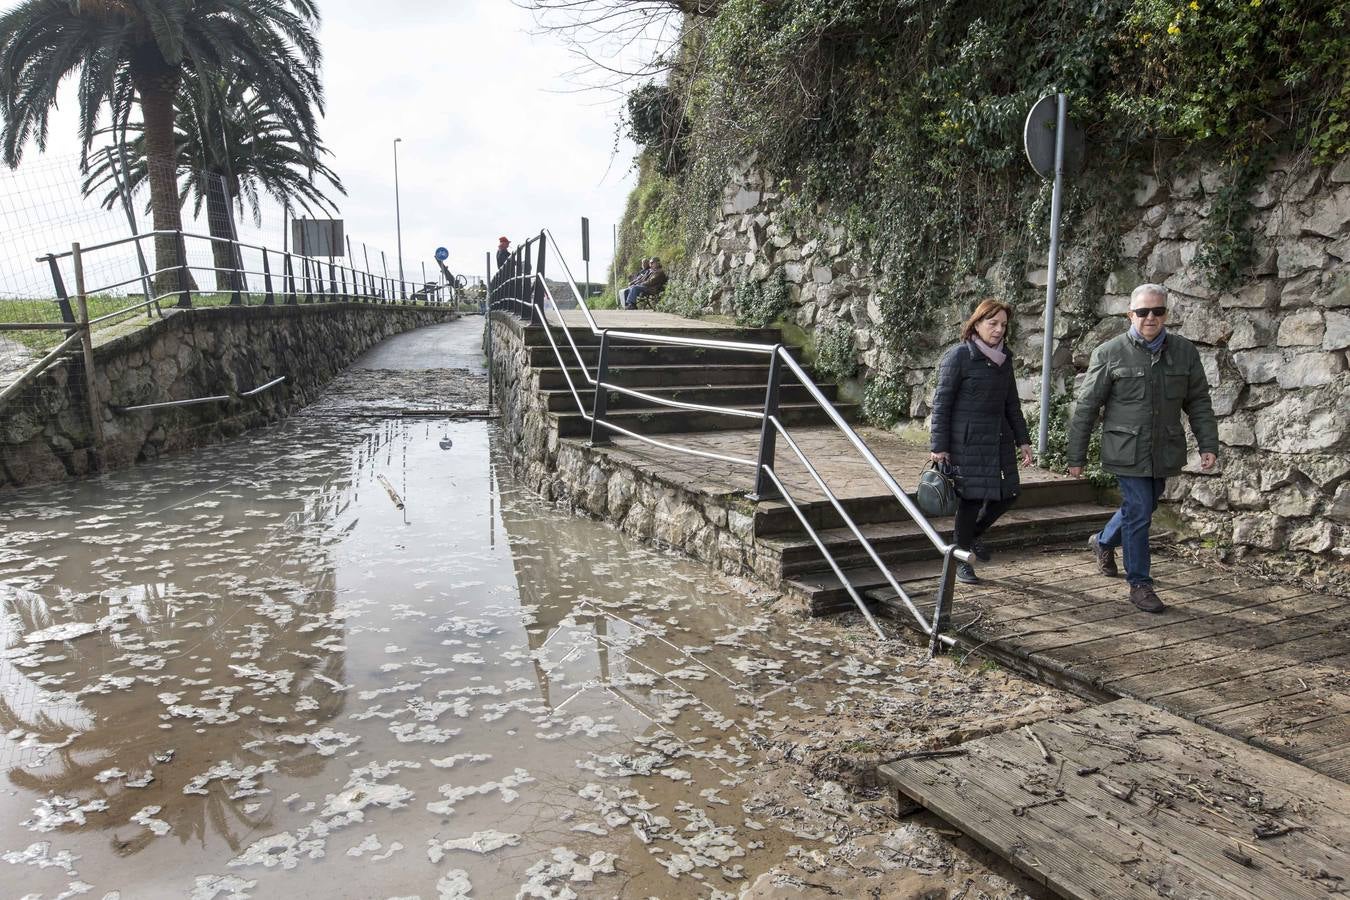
[435, 247, 449, 262]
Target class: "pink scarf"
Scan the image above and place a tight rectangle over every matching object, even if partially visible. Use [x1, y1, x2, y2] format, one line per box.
[972, 336, 1007, 366]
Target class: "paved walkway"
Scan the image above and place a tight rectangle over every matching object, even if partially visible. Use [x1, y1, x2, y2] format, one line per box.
[353, 315, 485, 372]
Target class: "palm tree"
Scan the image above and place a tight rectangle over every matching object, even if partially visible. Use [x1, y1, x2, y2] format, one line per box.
[0, 0, 323, 293]
[83, 72, 345, 290]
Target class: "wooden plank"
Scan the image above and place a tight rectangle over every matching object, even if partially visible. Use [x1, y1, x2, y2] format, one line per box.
[987, 580, 1297, 657]
[1038, 703, 1350, 870]
[1242, 710, 1350, 759]
[1158, 653, 1350, 717]
[962, 566, 1227, 625]
[1106, 634, 1350, 698]
[1085, 611, 1349, 685]
[881, 756, 1179, 899]
[1033, 589, 1342, 664]
[880, 700, 1350, 900]
[1301, 744, 1350, 784]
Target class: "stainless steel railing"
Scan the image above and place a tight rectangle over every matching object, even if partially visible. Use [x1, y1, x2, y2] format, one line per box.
[484, 228, 968, 650]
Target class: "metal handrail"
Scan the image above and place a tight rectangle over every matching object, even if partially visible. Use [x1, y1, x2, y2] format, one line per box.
[39, 227, 463, 312]
[487, 228, 968, 649]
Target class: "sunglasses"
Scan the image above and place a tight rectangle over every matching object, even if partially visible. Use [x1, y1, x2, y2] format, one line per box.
[1130, 307, 1167, 318]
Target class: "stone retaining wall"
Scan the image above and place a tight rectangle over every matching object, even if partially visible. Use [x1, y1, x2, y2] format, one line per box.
[686, 157, 1350, 558]
[1, 304, 455, 489]
[486, 313, 769, 580]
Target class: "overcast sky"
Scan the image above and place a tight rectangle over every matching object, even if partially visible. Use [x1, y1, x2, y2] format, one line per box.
[0, 0, 644, 291]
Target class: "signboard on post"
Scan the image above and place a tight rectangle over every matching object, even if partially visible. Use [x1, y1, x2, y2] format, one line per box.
[1023, 94, 1084, 461]
[435, 247, 449, 262]
[580, 217, 590, 262]
[291, 219, 345, 257]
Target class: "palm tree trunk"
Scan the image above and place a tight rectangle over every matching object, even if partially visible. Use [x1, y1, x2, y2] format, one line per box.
[205, 173, 236, 291]
[131, 61, 184, 297]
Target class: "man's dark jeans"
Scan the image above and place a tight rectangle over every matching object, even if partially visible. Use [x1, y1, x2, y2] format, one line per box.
[1098, 476, 1166, 585]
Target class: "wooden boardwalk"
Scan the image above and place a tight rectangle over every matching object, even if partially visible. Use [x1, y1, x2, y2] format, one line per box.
[880, 700, 1350, 900]
[877, 545, 1350, 783]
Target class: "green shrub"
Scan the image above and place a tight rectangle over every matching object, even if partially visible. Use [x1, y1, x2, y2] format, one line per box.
[657, 276, 709, 319]
[729, 272, 789, 327]
[861, 369, 912, 428]
[814, 320, 857, 382]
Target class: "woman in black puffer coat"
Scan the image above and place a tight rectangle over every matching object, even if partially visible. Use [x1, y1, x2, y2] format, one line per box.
[929, 298, 1034, 584]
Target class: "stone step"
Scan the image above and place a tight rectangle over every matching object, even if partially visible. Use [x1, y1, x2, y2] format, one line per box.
[521, 324, 783, 348]
[762, 502, 1111, 578]
[534, 363, 780, 390]
[781, 514, 1110, 614]
[752, 477, 1099, 537]
[541, 382, 835, 413]
[554, 402, 857, 438]
[527, 343, 804, 369]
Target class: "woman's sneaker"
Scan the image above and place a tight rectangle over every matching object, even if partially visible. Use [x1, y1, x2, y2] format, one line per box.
[956, 562, 980, 584]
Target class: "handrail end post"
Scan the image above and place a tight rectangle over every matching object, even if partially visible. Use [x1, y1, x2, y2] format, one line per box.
[748, 345, 784, 501]
[588, 330, 611, 446]
[929, 545, 957, 657]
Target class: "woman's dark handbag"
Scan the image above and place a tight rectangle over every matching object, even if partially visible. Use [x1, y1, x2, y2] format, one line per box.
[916, 460, 959, 518]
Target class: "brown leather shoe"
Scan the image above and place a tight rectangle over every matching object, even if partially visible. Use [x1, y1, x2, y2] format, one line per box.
[1128, 583, 1165, 613]
[1089, 533, 1118, 577]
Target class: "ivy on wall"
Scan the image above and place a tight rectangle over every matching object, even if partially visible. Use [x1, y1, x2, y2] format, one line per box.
[617, 0, 1350, 375]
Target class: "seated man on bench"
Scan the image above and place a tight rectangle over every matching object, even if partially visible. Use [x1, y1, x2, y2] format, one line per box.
[624, 258, 667, 310]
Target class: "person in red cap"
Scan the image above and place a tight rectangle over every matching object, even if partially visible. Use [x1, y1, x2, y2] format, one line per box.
[496, 237, 510, 270]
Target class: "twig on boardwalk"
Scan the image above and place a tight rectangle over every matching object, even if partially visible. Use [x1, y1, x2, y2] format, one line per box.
[1098, 780, 1137, 803]
[889, 748, 967, 762]
[1254, 823, 1306, 840]
[1075, 766, 1100, 777]
[1013, 793, 1066, 817]
[1024, 725, 1052, 763]
[1222, 848, 1258, 869]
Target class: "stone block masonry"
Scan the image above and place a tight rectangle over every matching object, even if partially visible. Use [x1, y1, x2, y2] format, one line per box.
[486, 313, 770, 581]
[1, 304, 455, 490]
[686, 157, 1350, 560]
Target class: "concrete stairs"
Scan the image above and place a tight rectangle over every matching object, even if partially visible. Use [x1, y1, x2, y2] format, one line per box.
[755, 479, 1111, 616]
[524, 324, 858, 437]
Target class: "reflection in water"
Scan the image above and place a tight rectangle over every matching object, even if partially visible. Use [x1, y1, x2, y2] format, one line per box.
[0, 415, 920, 899]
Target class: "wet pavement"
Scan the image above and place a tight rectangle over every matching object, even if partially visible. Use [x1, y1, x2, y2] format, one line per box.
[0, 320, 1068, 899]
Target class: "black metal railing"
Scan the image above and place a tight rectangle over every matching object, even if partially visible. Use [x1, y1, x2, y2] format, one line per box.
[485, 229, 971, 652]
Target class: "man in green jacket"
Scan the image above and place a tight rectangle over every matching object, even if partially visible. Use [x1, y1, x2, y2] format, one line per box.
[1067, 283, 1219, 612]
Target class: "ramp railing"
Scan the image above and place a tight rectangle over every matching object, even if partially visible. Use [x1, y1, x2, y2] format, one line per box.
[485, 229, 969, 652]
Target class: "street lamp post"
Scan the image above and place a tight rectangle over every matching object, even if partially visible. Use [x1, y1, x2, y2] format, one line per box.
[393, 137, 405, 299]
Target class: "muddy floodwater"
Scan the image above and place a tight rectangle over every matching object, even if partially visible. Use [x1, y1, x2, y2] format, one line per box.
[1, 337, 1070, 899]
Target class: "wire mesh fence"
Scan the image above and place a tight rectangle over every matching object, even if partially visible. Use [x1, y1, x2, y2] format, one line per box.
[0, 152, 467, 381]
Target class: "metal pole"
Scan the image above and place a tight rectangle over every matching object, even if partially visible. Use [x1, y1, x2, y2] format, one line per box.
[262, 249, 275, 305]
[43, 255, 77, 330]
[175, 229, 192, 308]
[71, 243, 105, 458]
[533, 229, 547, 323]
[393, 138, 405, 296]
[1037, 93, 1067, 461]
[612, 223, 618, 303]
[381, 251, 390, 303]
[589, 330, 611, 446]
[363, 243, 373, 300]
[750, 347, 784, 500]
[485, 249, 494, 410]
[108, 146, 156, 318]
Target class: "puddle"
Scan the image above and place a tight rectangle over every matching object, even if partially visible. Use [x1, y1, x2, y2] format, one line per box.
[1, 404, 1064, 898]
